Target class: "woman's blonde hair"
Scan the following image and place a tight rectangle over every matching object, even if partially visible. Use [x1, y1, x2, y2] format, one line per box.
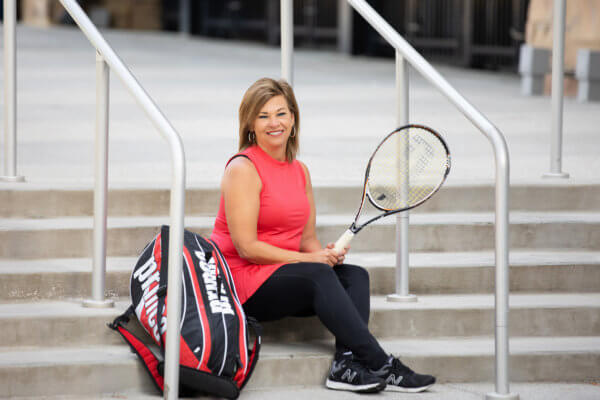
[238, 78, 300, 162]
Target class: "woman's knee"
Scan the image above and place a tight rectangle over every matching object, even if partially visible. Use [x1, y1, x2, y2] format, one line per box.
[290, 261, 331, 273]
[304, 262, 338, 281]
[280, 262, 352, 291]
[336, 263, 370, 284]
[278, 262, 337, 287]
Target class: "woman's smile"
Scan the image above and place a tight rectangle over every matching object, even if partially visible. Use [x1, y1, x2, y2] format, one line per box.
[253, 95, 295, 159]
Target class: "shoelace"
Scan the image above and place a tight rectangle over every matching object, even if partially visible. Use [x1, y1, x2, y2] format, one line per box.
[344, 356, 374, 377]
[390, 358, 414, 376]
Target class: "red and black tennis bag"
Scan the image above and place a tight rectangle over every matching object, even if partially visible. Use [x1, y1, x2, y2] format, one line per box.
[109, 225, 261, 399]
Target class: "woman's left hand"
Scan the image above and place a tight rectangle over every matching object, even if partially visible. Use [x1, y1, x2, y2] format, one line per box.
[326, 243, 349, 265]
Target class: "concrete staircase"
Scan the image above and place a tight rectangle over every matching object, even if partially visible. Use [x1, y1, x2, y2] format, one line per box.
[1, 182, 599, 398]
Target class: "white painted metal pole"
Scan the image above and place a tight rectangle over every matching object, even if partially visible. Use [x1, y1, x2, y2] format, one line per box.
[488, 140, 512, 400]
[57, 2, 186, 398]
[345, 1, 516, 398]
[83, 53, 114, 309]
[388, 51, 416, 303]
[337, 0, 353, 53]
[1, 0, 24, 182]
[543, 0, 569, 178]
[281, 0, 294, 85]
[163, 186, 186, 400]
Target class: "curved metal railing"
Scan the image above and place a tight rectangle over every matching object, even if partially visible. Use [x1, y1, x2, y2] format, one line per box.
[0, 0, 24, 182]
[56, 1, 186, 398]
[281, 1, 517, 399]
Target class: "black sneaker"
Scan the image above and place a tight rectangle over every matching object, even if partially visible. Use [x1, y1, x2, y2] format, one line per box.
[325, 353, 386, 393]
[369, 356, 435, 393]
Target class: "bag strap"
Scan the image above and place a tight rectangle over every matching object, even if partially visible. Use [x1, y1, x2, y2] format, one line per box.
[238, 316, 262, 389]
[156, 225, 170, 349]
[108, 306, 164, 394]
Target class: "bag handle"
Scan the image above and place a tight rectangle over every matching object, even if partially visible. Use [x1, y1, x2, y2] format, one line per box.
[156, 225, 170, 349]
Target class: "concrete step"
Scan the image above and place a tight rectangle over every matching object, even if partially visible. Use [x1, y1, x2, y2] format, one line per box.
[351, 250, 600, 295]
[2, 294, 599, 347]
[1, 337, 599, 397]
[261, 293, 600, 342]
[2, 251, 599, 301]
[240, 383, 600, 400]
[2, 212, 600, 259]
[2, 182, 599, 218]
[0, 185, 220, 219]
[0, 257, 133, 301]
[12, 382, 600, 400]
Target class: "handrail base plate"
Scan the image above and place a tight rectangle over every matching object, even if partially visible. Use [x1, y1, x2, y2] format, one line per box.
[83, 299, 115, 308]
[542, 172, 570, 179]
[386, 293, 418, 303]
[0, 175, 25, 182]
[486, 392, 520, 400]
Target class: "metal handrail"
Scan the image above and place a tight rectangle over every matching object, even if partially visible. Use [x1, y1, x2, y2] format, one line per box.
[387, 52, 416, 303]
[544, 0, 569, 178]
[1, 0, 24, 182]
[281, 1, 517, 398]
[81, 51, 114, 310]
[281, 0, 294, 84]
[345, 2, 516, 398]
[58, 1, 186, 399]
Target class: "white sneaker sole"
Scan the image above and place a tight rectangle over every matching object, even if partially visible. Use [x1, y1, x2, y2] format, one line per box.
[386, 383, 434, 393]
[325, 378, 386, 393]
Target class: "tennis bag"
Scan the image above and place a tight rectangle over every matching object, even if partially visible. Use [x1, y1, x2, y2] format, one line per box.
[109, 225, 261, 399]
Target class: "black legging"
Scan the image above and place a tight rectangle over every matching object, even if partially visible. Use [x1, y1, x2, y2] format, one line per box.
[243, 262, 389, 369]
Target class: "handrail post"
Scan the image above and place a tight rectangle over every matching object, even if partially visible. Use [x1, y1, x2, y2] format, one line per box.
[56, 2, 187, 398]
[163, 185, 186, 400]
[281, 0, 294, 84]
[486, 139, 514, 400]
[345, 1, 518, 398]
[543, 0, 569, 179]
[1, 0, 25, 182]
[388, 52, 416, 303]
[83, 52, 114, 309]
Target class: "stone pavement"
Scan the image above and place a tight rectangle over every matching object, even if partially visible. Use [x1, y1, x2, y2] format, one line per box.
[10, 383, 600, 400]
[1, 24, 599, 188]
[217, 383, 600, 400]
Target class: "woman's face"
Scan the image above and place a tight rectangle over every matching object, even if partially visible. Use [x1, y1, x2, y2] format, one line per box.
[252, 95, 294, 155]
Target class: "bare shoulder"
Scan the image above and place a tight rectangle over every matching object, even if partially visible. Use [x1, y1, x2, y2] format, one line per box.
[296, 160, 311, 177]
[223, 156, 260, 189]
[226, 155, 255, 173]
[296, 160, 312, 188]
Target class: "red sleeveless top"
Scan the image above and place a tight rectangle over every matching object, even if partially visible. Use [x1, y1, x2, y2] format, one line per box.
[210, 145, 310, 304]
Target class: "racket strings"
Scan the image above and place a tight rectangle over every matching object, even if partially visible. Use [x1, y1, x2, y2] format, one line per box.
[367, 127, 448, 211]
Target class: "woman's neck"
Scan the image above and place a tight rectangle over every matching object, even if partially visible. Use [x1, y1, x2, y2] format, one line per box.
[256, 143, 286, 162]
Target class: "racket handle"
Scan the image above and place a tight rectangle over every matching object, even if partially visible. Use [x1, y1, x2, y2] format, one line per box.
[334, 229, 355, 254]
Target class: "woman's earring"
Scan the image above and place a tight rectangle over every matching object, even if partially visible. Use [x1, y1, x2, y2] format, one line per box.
[248, 131, 254, 143]
[290, 126, 296, 138]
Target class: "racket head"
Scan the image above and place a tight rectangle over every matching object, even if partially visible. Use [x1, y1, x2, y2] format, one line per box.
[364, 124, 451, 213]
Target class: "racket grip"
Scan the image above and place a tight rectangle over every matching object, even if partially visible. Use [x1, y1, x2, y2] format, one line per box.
[334, 229, 355, 254]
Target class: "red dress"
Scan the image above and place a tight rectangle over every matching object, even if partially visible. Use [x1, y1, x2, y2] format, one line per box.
[210, 145, 310, 304]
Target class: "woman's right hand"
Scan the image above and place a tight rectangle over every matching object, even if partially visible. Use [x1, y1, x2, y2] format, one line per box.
[304, 248, 339, 267]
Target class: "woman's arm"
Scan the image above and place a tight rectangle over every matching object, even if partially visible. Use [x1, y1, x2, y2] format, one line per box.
[223, 157, 338, 266]
[298, 161, 322, 253]
[298, 161, 347, 265]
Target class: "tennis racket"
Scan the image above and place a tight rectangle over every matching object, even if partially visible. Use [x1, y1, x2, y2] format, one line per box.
[333, 124, 451, 253]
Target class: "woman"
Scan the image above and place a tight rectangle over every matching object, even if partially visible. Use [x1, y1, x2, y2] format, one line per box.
[210, 78, 435, 393]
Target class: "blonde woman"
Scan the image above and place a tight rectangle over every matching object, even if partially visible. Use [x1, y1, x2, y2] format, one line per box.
[210, 78, 435, 393]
